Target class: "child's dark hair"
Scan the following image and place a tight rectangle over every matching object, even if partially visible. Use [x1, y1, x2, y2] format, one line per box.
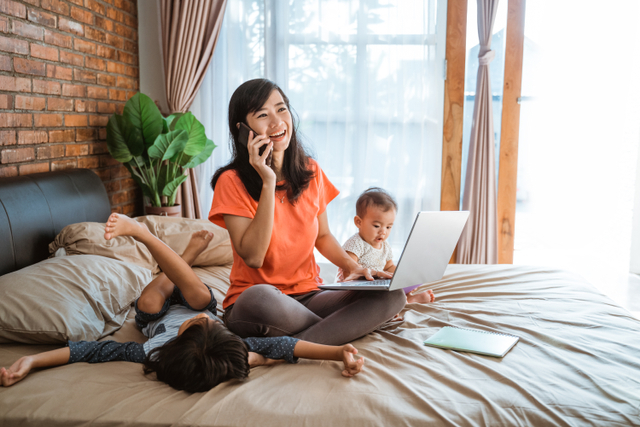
[143, 320, 249, 393]
[210, 78, 315, 204]
[356, 187, 398, 218]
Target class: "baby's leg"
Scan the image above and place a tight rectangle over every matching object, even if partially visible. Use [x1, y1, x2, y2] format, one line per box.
[137, 230, 214, 313]
[104, 213, 212, 310]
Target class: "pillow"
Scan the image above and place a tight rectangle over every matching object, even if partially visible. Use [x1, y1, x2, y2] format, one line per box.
[0, 255, 152, 344]
[49, 221, 157, 271]
[48, 216, 233, 271]
[135, 215, 234, 267]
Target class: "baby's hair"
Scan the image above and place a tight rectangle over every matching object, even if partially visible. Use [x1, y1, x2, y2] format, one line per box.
[355, 187, 398, 218]
[143, 320, 249, 393]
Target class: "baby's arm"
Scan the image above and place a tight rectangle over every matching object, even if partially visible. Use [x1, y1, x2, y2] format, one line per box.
[383, 260, 396, 273]
[293, 341, 364, 377]
[0, 347, 70, 387]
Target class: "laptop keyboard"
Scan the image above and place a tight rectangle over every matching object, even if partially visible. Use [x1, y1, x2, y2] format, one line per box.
[344, 279, 391, 286]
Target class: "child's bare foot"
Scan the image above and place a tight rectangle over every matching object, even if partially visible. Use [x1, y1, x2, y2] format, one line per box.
[181, 231, 214, 265]
[104, 213, 150, 241]
[407, 289, 435, 304]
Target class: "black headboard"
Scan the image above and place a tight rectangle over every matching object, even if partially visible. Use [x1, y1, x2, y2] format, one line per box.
[0, 169, 112, 276]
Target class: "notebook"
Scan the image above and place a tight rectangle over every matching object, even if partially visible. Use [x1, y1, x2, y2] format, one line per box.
[318, 211, 469, 291]
[423, 326, 519, 358]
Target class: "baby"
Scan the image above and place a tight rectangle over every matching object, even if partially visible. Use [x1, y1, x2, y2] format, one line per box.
[337, 187, 435, 304]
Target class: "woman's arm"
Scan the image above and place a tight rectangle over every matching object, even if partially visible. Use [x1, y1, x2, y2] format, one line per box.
[223, 132, 278, 268]
[315, 211, 392, 281]
[0, 347, 70, 387]
[293, 341, 364, 377]
[224, 186, 275, 268]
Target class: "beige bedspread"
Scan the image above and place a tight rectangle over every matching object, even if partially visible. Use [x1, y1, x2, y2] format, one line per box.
[1, 265, 639, 426]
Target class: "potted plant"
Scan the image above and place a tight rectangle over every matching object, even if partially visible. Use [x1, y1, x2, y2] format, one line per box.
[106, 93, 216, 216]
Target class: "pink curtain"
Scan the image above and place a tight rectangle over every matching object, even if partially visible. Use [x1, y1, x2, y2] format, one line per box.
[457, 0, 499, 264]
[160, 0, 227, 218]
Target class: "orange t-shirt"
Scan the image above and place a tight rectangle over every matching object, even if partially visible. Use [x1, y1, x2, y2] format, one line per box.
[208, 159, 339, 308]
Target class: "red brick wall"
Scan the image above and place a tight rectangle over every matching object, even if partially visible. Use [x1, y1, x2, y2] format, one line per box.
[0, 0, 141, 216]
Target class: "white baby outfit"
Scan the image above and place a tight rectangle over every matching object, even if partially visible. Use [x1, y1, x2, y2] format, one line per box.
[336, 233, 393, 281]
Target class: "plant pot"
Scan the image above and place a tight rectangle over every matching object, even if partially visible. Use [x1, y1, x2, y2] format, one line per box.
[144, 204, 182, 217]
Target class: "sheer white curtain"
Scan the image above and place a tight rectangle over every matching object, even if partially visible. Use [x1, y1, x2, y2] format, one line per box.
[192, 0, 448, 257]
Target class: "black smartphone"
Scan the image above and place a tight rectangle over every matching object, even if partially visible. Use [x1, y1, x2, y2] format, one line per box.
[238, 122, 272, 166]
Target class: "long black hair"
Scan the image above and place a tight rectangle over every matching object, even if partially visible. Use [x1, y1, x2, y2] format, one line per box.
[210, 79, 314, 203]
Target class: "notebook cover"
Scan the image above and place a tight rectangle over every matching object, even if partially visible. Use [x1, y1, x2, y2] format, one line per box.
[423, 326, 519, 358]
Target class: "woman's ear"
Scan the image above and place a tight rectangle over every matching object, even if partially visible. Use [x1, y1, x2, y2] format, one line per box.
[236, 122, 241, 129]
[354, 216, 362, 229]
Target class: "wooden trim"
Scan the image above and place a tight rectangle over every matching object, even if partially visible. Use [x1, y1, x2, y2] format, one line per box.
[497, 0, 526, 264]
[441, 0, 467, 262]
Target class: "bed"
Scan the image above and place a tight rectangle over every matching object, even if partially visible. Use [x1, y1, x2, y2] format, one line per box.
[0, 169, 639, 426]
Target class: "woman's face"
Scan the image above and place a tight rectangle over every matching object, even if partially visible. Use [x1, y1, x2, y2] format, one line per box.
[245, 89, 293, 153]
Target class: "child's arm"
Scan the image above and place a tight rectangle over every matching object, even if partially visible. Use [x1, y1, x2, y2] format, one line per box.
[0, 347, 70, 387]
[1, 339, 146, 387]
[243, 337, 364, 377]
[293, 341, 364, 377]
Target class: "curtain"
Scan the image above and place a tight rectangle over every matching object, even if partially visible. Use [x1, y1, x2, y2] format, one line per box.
[192, 0, 447, 257]
[160, 0, 227, 218]
[457, 0, 499, 264]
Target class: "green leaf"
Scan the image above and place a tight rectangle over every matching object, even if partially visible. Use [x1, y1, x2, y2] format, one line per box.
[162, 173, 188, 198]
[106, 114, 143, 162]
[124, 163, 160, 206]
[183, 138, 216, 169]
[165, 113, 184, 131]
[123, 93, 164, 150]
[174, 112, 207, 156]
[148, 130, 188, 160]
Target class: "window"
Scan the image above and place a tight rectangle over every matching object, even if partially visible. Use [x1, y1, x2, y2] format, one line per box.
[194, 0, 448, 258]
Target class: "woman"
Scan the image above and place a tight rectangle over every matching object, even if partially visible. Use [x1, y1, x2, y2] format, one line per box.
[209, 79, 405, 345]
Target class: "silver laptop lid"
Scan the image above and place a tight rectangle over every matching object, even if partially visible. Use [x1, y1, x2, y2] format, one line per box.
[389, 211, 469, 291]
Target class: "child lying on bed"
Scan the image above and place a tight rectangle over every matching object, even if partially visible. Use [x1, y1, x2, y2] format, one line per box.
[336, 187, 436, 305]
[0, 214, 364, 392]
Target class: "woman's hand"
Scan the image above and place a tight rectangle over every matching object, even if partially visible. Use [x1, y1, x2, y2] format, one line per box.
[343, 266, 393, 282]
[247, 131, 276, 186]
[340, 344, 364, 377]
[0, 356, 34, 387]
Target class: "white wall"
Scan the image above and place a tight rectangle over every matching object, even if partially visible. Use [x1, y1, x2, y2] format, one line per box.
[631, 143, 640, 275]
[137, 0, 169, 114]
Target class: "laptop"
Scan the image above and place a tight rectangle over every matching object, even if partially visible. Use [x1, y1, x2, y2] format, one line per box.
[318, 211, 469, 291]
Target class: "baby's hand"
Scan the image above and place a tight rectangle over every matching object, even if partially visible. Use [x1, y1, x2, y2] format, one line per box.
[341, 344, 364, 377]
[0, 356, 34, 387]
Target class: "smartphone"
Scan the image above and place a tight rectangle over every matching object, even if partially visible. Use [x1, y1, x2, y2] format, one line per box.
[238, 122, 272, 166]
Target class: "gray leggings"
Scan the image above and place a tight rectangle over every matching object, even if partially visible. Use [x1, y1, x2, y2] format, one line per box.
[223, 284, 406, 345]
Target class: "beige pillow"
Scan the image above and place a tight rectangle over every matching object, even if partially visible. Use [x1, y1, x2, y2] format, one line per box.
[49, 221, 156, 271]
[49, 216, 233, 271]
[0, 255, 152, 344]
[135, 216, 234, 267]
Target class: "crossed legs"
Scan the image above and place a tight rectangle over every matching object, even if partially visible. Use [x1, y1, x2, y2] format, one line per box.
[224, 284, 406, 345]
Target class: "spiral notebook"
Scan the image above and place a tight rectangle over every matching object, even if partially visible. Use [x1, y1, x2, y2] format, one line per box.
[423, 327, 519, 358]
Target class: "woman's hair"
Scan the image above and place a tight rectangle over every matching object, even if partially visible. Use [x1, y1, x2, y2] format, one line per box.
[210, 78, 314, 203]
[143, 320, 249, 393]
[356, 187, 398, 218]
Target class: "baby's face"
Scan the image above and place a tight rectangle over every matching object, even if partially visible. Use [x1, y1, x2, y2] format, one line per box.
[356, 207, 396, 249]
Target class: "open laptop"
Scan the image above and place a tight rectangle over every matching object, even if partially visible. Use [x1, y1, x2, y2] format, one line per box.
[318, 211, 469, 291]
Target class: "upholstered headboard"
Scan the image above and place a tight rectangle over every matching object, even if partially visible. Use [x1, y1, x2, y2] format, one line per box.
[0, 169, 112, 276]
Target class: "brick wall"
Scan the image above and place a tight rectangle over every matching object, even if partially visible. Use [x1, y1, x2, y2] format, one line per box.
[0, 0, 141, 216]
